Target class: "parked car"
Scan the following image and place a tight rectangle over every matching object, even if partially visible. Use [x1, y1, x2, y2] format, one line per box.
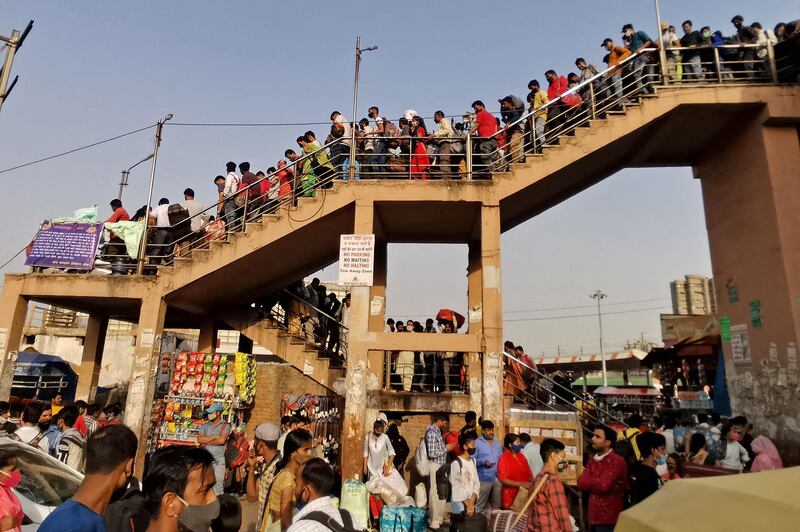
[0, 438, 82, 530]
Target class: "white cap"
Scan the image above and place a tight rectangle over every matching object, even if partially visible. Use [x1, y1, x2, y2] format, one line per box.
[403, 109, 418, 121]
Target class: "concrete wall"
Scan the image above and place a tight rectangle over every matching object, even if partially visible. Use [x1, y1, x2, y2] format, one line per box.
[699, 119, 800, 465]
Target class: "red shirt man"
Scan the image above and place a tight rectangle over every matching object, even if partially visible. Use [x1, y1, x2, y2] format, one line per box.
[545, 71, 569, 101]
[578, 426, 628, 529]
[497, 435, 533, 509]
[105, 200, 130, 223]
[469, 100, 499, 138]
[529, 438, 572, 532]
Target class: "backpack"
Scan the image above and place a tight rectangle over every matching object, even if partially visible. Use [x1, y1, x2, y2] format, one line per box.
[435, 457, 463, 502]
[103, 484, 150, 532]
[614, 428, 640, 469]
[225, 432, 249, 469]
[10, 430, 45, 449]
[414, 434, 430, 476]
[299, 509, 365, 532]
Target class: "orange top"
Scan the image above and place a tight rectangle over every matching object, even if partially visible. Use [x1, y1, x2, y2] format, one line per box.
[607, 46, 632, 72]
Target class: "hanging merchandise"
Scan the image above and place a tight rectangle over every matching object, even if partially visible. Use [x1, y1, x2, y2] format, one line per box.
[146, 351, 256, 453]
[281, 393, 343, 467]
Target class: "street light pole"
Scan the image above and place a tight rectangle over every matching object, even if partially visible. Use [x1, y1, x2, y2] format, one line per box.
[349, 36, 377, 181]
[0, 20, 33, 113]
[136, 114, 172, 275]
[118, 153, 155, 201]
[590, 290, 609, 386]
[654, 0, 669, 83]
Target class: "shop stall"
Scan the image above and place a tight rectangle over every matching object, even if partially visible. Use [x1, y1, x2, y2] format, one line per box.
[280, 393, 343, 467]
[146, 351, 257, 452]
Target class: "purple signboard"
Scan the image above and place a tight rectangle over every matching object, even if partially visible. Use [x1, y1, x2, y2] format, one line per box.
[25, 221, 103, 270]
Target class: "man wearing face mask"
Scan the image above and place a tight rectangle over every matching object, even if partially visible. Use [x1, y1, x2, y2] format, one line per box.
[39, 424, 138, 532]
[196, 403, 230, 495]
[629, 432, 667, 506]
[288, 458, 364, 532]
[448, 431, 481, 529]
[529, 438, 572, 532]
[247, 423, 281, 532]
[144, 446, 220, 532]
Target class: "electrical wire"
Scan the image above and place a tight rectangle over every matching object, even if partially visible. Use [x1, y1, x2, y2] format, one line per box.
[504, 296, 671, 314]
[504, 305, 671, 322]
[0, 245, 27, 272]
[0, 124, 156, 175]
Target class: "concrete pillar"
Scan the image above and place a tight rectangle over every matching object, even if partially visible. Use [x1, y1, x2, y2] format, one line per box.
[75, 314, 109, 402]
[0, 277, 28, 400]
[699, 120, 800, 463]
[466, 204, 504, 431]
[341, 201, 375, 480]
[124, 293, 166, 465]
[367, 239, 387, 333]
[197, 319, 219, 352]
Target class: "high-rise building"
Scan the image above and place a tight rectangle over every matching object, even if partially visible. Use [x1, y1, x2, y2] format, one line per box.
[670, 275, 716, 315]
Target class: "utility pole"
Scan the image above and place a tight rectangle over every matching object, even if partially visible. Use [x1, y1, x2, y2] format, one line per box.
[0, 20, 33, 113]
[590, 290, 608, 386]
[119, 153, 155, 201]
[136, 114, 173, 275]
[349, 36, 377, 181]
[654, 0, 668, 83]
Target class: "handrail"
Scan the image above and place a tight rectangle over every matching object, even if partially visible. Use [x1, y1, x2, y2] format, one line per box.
[267, 291, 349, 362]
[281, 288, 349, 331]
[503, 351, 628, 428]
[485, 47, 658, 142]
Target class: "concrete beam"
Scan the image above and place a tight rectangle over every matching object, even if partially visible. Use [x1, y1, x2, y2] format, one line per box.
[75, 314, 109, 402]
[364, 332, 482, 353]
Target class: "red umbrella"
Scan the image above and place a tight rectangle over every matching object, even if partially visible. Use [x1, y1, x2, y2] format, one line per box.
[436, 309, 465, 330]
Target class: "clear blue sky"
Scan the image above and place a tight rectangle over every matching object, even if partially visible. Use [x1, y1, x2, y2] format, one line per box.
[2, 1, 796, 355]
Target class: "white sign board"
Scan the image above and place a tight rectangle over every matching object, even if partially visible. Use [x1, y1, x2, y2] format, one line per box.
[339, 234, 375, 286]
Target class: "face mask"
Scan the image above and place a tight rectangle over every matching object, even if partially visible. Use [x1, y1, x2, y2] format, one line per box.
[656, 452, 668, 466]
[0, 469, 21, 489]
[484, 435, 493, 441]
[702, 31, 710, 38]
[730, 432, 741, 442]
[177, 496, 220, 532]
[467, 447, 477, 456]
[557, 460, 569, 473]
[510, 444, 524, 453]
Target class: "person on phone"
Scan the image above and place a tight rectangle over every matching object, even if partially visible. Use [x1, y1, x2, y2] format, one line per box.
[474, 420, 503, 517]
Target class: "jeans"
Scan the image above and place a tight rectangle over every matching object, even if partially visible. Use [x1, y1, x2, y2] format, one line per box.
[607, 72, 623, 102]
[476, 479, 502, 517]
[533, 117, 546, 152]
[373, 140, 388, 170]
[329, 144, 350, 176]
[506, 130, 524, 164]
[211, 457, 226, 495]
[222, 199, 238, 229]
[590, 526, 615, 532]
[341, 155, 360, 181]
[683, 55, 703, 80]
[632, 56, 652, 93]
[436, 141, 452, 176]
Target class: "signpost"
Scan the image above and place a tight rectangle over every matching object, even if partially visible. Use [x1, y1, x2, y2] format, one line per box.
[25, 222, 103, 270]
[338, 234, 375, 286]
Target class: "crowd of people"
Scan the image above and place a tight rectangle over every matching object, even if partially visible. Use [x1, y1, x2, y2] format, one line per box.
[89, 13, 799, 275]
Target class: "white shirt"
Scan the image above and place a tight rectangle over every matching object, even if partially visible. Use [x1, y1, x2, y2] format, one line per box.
[14, 426, 50, 453]
[182, 199, 206, 232]
[718, 440, 749, 471]
[223, 171, 239, 199]
[334, 114, 352, 147]
[450, 456, 480, 503]
[662, 429, 675, 454]
[152, 204, 170, 228]
[522, 441, 544, 477]
[363, 433, 395, 479]
[287, 496, 363, 532]
[361, 125, 376, 151]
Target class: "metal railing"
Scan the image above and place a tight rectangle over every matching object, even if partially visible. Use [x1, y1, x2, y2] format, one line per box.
[383, 349, 470, 394]
[503, 351, 628, 431]
[36, 39, 799, 277]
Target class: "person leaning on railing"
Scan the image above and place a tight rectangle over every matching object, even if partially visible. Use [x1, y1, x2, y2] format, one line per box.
[467, 100, 499, 176]
[601, 37, 632, 106]
[429, 110, 455, 178]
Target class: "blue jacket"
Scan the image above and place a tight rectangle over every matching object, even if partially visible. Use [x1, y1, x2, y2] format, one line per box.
[474, 436, 503, 482]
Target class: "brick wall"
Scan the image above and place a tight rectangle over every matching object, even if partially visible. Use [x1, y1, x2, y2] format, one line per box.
[247, 362, 330, 438]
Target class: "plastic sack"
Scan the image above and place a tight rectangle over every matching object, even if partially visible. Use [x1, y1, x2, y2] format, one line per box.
[365, 470, 414, 507]
[340, 478, 369, 529]
[414, 482, 427, 508]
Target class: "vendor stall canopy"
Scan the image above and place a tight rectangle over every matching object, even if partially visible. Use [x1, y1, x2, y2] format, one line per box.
[616, 467, 800, 532]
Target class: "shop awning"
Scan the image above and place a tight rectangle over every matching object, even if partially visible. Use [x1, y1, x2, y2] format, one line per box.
[535, 350, 648, 373]
[593, 386, 661, 397]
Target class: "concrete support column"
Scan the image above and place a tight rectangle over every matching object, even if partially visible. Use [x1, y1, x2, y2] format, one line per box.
[341, 201, 376, 480]
[0, 277, 27, 400]
[197, 319, 219, 353]
[367, 239, 387, 333]
[124, 293, 166, 465]
[467, 204, 504, 431]
[699, 120, 800, 463]
[75, 314, 109, 402]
